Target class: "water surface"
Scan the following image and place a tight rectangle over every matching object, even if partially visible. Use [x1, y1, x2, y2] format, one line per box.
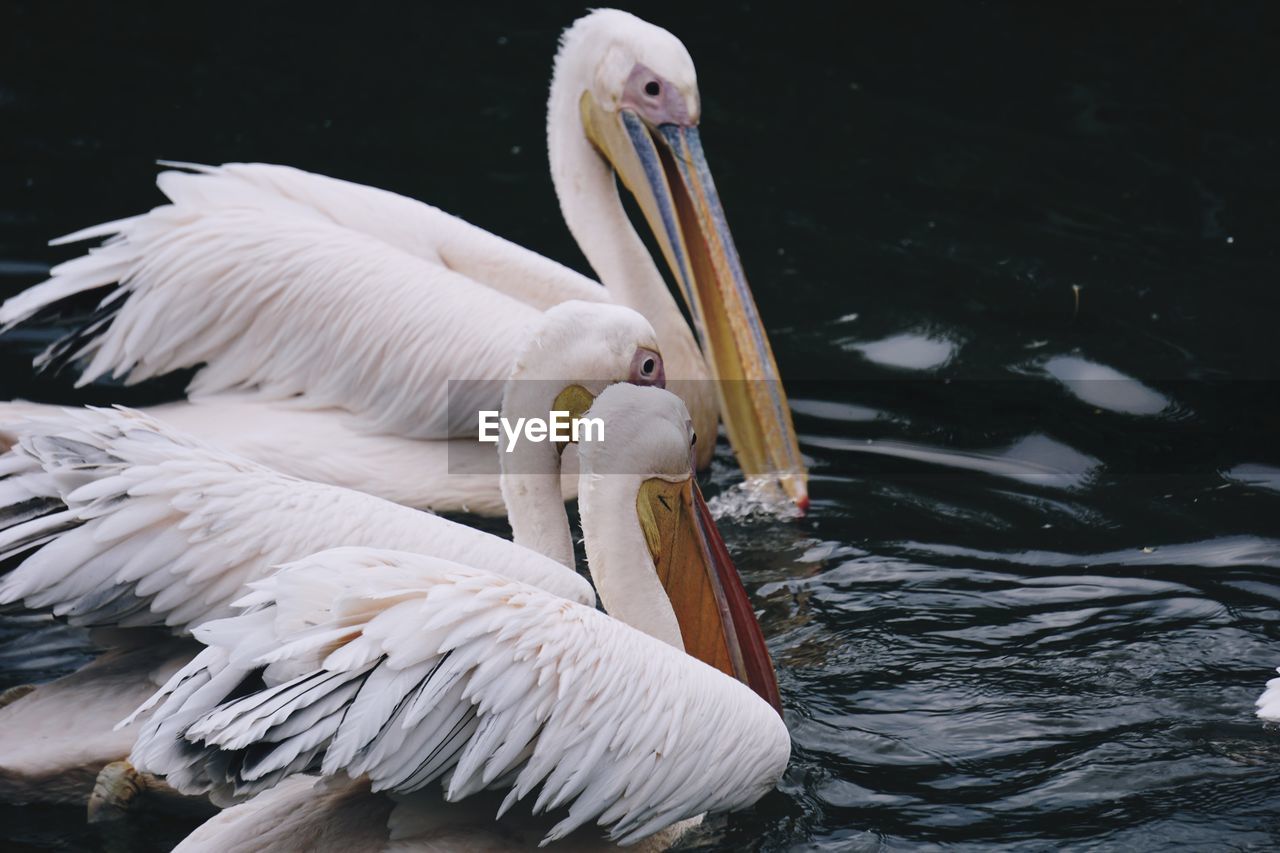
[2, 1, 1279, 850]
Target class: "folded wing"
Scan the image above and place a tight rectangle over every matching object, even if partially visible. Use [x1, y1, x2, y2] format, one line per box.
[0, 408, 591, 632]
[0, 164, 615, 438]
[154, 163, 608, 309]
[129, 547, 790, 846]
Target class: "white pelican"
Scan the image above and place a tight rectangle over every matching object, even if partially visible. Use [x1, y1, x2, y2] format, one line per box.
[1258, 673, 1280, 722]
[0, 8, 807, 513]
[0, 301, 666, 805]
[127, 384, 789, 851]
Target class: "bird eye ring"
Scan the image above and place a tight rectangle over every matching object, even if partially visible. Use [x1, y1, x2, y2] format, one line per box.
[629, 348, 665, 388]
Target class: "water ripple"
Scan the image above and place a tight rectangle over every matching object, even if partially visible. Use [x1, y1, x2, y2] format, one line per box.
[843, 331, 960, 371]
[804, 433, 1100, 489]
[901, 535, 1280, 570]
[1041, 355, 1171, 416]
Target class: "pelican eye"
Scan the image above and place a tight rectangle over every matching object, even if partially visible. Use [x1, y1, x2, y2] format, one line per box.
[629, 347, 665, 388]
[644, 80, 660, 97]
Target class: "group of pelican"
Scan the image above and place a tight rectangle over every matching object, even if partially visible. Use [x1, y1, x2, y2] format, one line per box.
[0, 9, 802, 851]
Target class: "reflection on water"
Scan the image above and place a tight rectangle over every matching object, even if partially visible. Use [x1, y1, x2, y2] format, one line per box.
[805, 433, 1099, 489]
[789, 398, 880, 423]
[1224, 463, 1280, 494]
[902, 535, 1280, 570]
[1042, 355, 1170, 416]
[844, 331, 958, 371]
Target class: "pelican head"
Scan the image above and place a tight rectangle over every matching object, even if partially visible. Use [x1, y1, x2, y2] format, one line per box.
[500, 301, 666, 568]
[577, 383, 783, 713]
[552, 9, 808, 510]
[506, 300, 665, 430]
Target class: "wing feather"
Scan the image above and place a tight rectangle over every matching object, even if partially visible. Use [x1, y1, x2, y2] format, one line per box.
[128, 547, 790, 846]
[153, 163, 608, 310]
[0, 408, 592, 634]
[1, 164, 612, 440]
[1, 165, 548, 439]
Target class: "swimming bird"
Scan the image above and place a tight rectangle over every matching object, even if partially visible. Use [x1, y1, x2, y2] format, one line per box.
[1257, 672, 1280, 722]
[0, 8, 807, 513]
[0, 301, 662, 805]
[128, 384, 788, 851]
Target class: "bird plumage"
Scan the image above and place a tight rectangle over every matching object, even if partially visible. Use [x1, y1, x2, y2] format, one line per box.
[1257, 670, 1280, 722]
[129, 547, 790, 847]
[0, 406, 593, 634]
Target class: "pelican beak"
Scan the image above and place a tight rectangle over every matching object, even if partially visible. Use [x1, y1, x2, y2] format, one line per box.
[582, 95, 808, 511]
[636, 475, 783, 714]
[551, 384, 597, 456]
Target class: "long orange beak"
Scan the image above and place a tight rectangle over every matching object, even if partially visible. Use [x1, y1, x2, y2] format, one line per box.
[636, 475, 782, 713]
[582, 94, 808, 511]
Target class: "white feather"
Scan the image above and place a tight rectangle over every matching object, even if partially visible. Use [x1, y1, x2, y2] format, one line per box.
[1257, 668, 1280, 721]
[0, 164, 605, 443]
[0, 407, 592, 634]
[129, 548, 790, 847]
[0, 152, 718, 513]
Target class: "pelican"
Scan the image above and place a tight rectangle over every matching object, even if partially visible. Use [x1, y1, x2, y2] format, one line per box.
[0, 301, 665, 805]
[0, 8, 807, 514]
[1258, 673, 1280, 721]
[127, 384, 789, 851]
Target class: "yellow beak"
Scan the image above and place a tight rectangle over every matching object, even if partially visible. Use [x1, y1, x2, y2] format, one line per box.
[550, 383, 597, 455]
[636, 475, 782, 713]
[582, 96, 809, 511]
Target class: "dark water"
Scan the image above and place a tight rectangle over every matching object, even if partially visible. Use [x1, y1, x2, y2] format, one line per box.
[3, 1, 1280, 849]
